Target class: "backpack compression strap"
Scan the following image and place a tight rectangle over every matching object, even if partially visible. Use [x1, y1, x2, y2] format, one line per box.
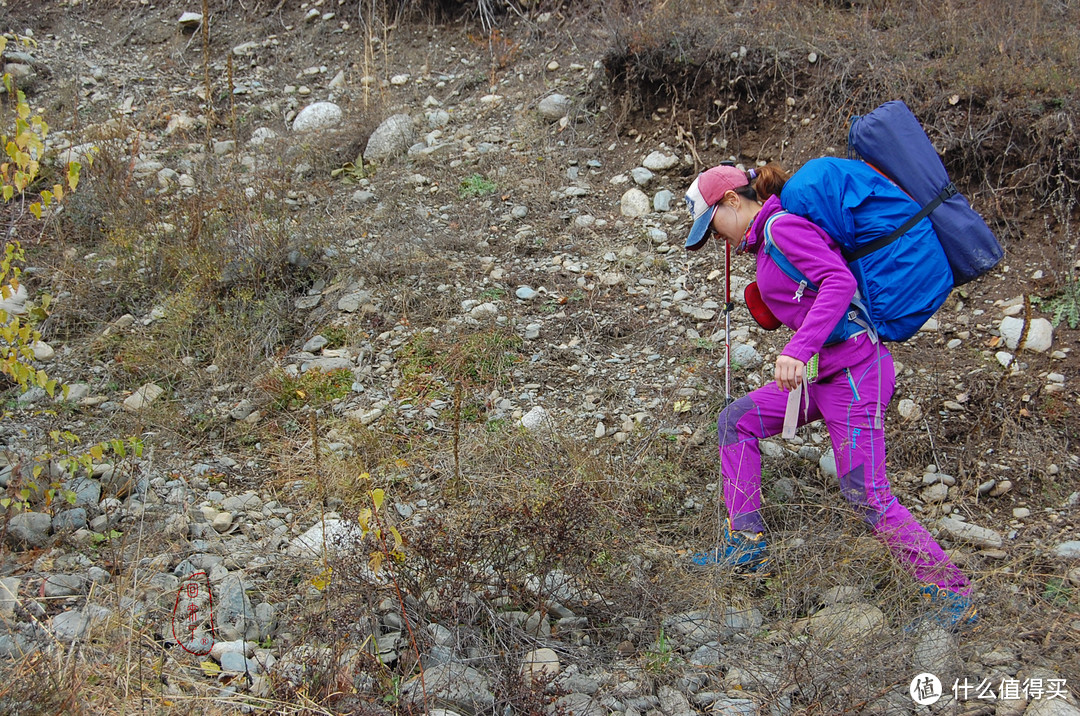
[762, 212, 876, 346]
[843, 182, 958, 262]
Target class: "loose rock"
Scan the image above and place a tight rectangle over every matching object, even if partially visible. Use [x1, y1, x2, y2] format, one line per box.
[291, 101, 343, 132]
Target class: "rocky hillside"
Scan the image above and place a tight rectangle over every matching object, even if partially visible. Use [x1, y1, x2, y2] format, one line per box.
[1, 1, 1078, 714]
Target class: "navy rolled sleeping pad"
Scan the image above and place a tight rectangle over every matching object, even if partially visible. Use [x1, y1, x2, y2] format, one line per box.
[848, 101, 1003, 286]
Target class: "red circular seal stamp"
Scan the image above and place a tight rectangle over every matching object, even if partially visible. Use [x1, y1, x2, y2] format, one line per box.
[172, 571, 216, 656]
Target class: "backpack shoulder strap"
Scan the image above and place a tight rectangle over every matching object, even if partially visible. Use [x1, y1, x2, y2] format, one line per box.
[844, 181, 958, 262]
[762, 211, 876, 346]
[763, 211, 818, 298]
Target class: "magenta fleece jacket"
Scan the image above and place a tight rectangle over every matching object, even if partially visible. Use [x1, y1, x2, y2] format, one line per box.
[745, 195, 883, 377]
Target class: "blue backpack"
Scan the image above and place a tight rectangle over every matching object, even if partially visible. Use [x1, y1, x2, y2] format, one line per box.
[767, 102, 1003, 343]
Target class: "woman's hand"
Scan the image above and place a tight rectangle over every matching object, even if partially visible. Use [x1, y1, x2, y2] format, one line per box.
[775, 355, 806, 392]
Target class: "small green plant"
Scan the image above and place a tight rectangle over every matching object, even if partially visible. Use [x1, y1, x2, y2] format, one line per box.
[2, 37, 85, 220]
[1, 44, 84, 397]
[90, 529, 123, 547]
[1034, 276, 1080, 329]
[260, 368, 354, 411]
[398, 329, 522, 403]
[1, 433, 145, 513]
[331, 158, 368, 183]
[479, 287, 505, 301]
[459, 173, 496, 197]
[644, 628, 676, 673]
[0, 244, 61, 397]
[319, 324, 351, 348]
[693, 338, 717, 351]
[1043, 578, 1078, 612]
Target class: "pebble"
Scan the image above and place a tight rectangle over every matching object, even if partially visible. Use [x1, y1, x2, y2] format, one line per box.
[619, 188, 651, 218]
[538, 94, 570, 120]
[292, 101, 343, 132]
[516, 286, 539, 300]
[1054, 541, 1080, 560]
[938, 516, 1004, 549]
[212, 512, 234, 533]
[521, 647, 560, 683]
[642, 151, 679, 171]
[1000, 316, 1054, 353]
[44, 574, 85, 598]
[920, 483, 949, 503]
[520, 406, 552, 432]
[897, 398, 922, 421]
[0, 578, 19, 619]
[7, 512, 52, 549]
[178, 12, 203, 28]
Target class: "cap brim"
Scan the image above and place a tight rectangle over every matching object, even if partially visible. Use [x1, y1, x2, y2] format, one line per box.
[684, 205, 717, 251]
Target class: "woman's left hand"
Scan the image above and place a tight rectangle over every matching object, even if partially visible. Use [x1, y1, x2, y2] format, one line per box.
[775, 355, 806, 392]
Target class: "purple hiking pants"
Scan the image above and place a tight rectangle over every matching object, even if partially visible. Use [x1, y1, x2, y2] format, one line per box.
[718, 345, 971, 594]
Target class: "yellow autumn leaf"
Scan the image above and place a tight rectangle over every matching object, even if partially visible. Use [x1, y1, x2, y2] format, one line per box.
[369, 550, 385, 574]
[389, 526, 404, 552]
[311, 566, 333, 591]
[200, 661, 220, 676]
[68, 161, 81, 190]
[371, 488, 385, 511]
[673, 400, 691, 413]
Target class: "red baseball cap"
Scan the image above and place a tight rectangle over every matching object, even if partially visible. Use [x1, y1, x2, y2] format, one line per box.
[684, 165, 750, 250]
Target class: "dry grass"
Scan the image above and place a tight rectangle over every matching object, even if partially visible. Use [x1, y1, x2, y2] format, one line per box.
[599, 0, 1079, 201]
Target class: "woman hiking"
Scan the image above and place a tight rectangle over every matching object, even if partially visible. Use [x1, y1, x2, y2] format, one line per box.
[683, 162, 978, 630]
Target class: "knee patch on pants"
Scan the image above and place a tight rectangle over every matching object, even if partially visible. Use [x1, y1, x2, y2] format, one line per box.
[839, 464, 886, 525]
[718, 395, 756, 447]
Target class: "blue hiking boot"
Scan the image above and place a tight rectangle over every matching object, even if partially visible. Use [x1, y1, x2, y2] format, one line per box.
[690, 525, 771, 573]
[918, 585, 979, 631]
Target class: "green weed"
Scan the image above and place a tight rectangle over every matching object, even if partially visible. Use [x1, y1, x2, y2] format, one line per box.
[319, 324, 351, 348]
[645, 628, 678, 673]
[260, 367, 354, 411]
[459, 174, 497, 197]
[1034, 276, 1080, 329]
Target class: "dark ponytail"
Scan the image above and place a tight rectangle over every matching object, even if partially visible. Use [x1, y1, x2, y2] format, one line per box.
[732, 163, 789, 203]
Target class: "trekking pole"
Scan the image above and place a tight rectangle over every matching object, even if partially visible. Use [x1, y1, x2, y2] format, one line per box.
[723, 237, 733, 407]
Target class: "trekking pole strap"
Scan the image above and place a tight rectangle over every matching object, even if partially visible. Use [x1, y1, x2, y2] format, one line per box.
[843, 182, 958, 262]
